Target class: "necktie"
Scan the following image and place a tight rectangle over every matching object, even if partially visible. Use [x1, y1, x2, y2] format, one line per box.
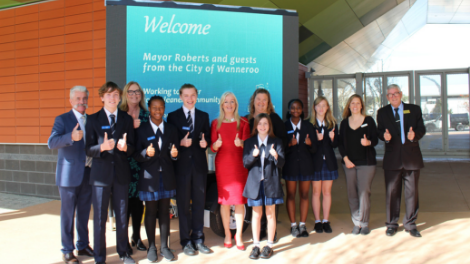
[156, 128, 163, 150]
[186, 110, 193, 135]
[110, 114, 116, 136]
[294, 128, 300, 143]
[259, 143, 266, 181]
[82, 115, 93, 167]
[394, 108, 401, 136]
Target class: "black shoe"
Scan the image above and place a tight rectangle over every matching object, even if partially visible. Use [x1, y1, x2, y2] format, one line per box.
[77, 245, 94, 256]
[291, 226, 300, 237]
[259, 229, 267, 240]
[126, 243, 133, 255]
[299, 225, 309, 237]
[406, 229, 422, 237]
[322, 222, 332, 233]
[62, 253, 78, 264]
[195, 243, 212, 254]
[132, 239, 147, 251]
[273, 231, 279, 243]
[361, 226, 370, 235]
[314, 222, 323, 233]
[352, 226, 361, 235]
[147, 247, 158, 262]
[260, 246, 273, 259]
[183, 243, 197, 256]
[161, 247, 175, 261]
[249, 246, 260, 259]
[386, 227, 397, 236]
[119, 253, 135, 264]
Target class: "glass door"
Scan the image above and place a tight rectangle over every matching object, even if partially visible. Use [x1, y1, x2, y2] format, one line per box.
[418, 74, 443, 151]
[446, 73, 470, 151]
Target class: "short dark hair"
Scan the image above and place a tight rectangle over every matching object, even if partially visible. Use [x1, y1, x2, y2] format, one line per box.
[98, 81, 122, 98]
[179, 83, 198, 95]
[147, 95, 165, 108]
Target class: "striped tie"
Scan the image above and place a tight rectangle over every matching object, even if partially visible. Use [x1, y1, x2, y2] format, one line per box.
[110, 114, 116, 136]
[187, 111, 193, 134]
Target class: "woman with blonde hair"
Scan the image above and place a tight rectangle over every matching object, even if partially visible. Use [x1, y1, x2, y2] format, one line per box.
[210, 91, 251, 250]
[120, 81, 149, 253]
[309, 96, 339, 234]
[338, 94, 378, 235]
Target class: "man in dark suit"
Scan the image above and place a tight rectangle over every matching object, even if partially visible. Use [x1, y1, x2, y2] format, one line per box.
[377, 84, 426, 238]
[48, 86, 94, 264]
[85, 82, 135, 264]
[167, 83, 212, 256]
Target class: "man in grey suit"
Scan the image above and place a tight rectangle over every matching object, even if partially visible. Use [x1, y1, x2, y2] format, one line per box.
[48, 86, 94, 264]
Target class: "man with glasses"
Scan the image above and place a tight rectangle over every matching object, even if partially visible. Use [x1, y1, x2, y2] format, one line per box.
[377, 84, 426, 238]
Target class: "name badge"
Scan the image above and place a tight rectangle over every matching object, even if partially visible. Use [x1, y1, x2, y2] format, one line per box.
[147, 136, 155, 141]
[404, 110, 410, 114]
[101, 126, 110, 129]
[360, 124, 368, 128]
[396, 120, 400, 122]
[287, 130, 294, 134]
[182, 126, 190, 131]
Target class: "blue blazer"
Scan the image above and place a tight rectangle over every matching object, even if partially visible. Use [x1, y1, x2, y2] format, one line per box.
[48, 110, 86, 187]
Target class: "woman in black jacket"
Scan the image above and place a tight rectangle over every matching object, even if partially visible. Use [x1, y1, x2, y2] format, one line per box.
[134, 96, 179, 262]
[309, 96, 338, 234]
[283, 99, 316, 238]
[338, 94, 378, 235]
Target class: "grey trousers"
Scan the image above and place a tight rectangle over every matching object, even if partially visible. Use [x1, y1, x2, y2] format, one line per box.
[342, 164, 376, 227]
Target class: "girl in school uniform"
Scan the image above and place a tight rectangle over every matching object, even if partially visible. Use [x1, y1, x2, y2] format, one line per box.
[309, 96, 339, 234]
[283, 99, 317, 238]
[243, 113, 285, 260]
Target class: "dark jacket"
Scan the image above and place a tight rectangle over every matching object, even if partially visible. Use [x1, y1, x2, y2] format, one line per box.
[338, 116, 378, 165]
[243, 136, 285, 199]
[312, 121, 339, 172]
[167, 107, 211, 176]
[134, 121, 179, 192]
[85, 108, 135, 186]
[377, 103, 425, 170]
[283, 119, 317, 178]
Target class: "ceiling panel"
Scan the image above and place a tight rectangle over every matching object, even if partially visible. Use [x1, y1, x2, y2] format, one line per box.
[450, 1, 470, 23]
[270, 0, 339, 24]
[344, 21, 386, 60]
[401, 0, 427, 34]
[376, 0, 410, 37]
[218, 0, 271, 8]
[347, 0, 386, 18]
[299, 34, 324, 56]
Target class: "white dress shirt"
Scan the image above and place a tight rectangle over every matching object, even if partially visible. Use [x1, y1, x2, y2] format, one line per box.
[182, 105, 195, 126]
[103, 107, 118, 126]
[290, 119, 301, 143]
[317, 119, 326, 160]
[257, 135, 268, 181]
[149, 120, 164, 150]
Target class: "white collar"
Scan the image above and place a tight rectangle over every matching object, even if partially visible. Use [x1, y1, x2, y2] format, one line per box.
[150, 119, 164, 134]
[72, 108, 85, 120]
[104, 107, 118, 118]
[317, 119, 325, 127]
[290, 119, 301, 130]
[182, 105, 195, 115]
[257, 135, 268, 147]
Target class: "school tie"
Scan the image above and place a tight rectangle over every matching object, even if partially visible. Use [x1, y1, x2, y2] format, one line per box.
[294, 128, 300, 143]
[82, 115, 93, 167]
[259, 143, 266, 180]
[110, 114, 116, 136]
[186, 110, 193, 135]
[156, 128, 163, 151]
[394, 108, 401, 137]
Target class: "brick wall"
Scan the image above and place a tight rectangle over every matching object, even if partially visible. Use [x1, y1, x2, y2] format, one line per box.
[298, 63, 308, 114]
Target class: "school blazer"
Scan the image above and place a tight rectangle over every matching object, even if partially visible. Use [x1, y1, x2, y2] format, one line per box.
[312, 123, 339, 172]
[338, 116, 379, 165]
[85, 108, 135, 186]
[242, 136, 285, 199]
[377, 103, 425, 170]
[167, 107, 211, 176]
[134, 121, 179, 192]
[283, 120, 317, 177]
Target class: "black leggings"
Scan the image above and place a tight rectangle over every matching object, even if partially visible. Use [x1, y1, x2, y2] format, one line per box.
[127, 197, 144, 242]
[144, 198, 171, 249]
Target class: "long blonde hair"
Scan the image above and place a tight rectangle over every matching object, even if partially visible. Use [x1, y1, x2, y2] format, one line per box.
[342, 94, 365, 119]
[216, 91, 241, 130]
[248, 88, 275, 120]
[310, 96, 336, 129]
[120, 81, 147, 112]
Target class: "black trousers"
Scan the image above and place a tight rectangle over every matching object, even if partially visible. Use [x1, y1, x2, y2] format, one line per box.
[127, 197, 144, 242]
[384, 169, 420, 230]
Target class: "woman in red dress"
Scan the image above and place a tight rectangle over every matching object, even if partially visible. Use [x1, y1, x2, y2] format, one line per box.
[211, 91, 251, 250]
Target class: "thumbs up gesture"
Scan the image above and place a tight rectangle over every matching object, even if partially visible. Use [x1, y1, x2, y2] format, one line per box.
[181, 132, 192, 147]
[316, 129, 324, 141]
[117, 133, 127, 152]
[234, 133, 243, 148]
[305, 134, 311, 146]
[71, 123, 83, 141]
[101, 132, 115, 152]
[214, 134, 223, 149]
[170, 144, 178, 158]
[252, 145, 260, 157]
[199, 133, 208, 148]
[361, 134, 371, 146]
[290, 134, 297, 146]
[407, 127, 415, 141]
[269, 144, 278, 160]
[329, 127, 335, 141]
[384, 129, 392, 141]
[132, 113, 141, 129]
[147, 143, 155, 157]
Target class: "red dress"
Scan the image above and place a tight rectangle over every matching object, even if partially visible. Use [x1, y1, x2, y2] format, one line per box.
[210, 117, 251, 204]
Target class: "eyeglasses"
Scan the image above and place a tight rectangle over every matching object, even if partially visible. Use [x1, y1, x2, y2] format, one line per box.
[386, 92, 401, 97]
[128, 90, 142, 96]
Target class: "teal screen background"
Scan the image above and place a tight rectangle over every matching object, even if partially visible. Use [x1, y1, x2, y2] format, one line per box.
[127, 6, 283, 121]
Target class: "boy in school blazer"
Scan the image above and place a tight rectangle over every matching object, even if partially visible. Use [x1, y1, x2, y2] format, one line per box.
[166, 83, 212, 256]
[85, 82, 135, 264]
